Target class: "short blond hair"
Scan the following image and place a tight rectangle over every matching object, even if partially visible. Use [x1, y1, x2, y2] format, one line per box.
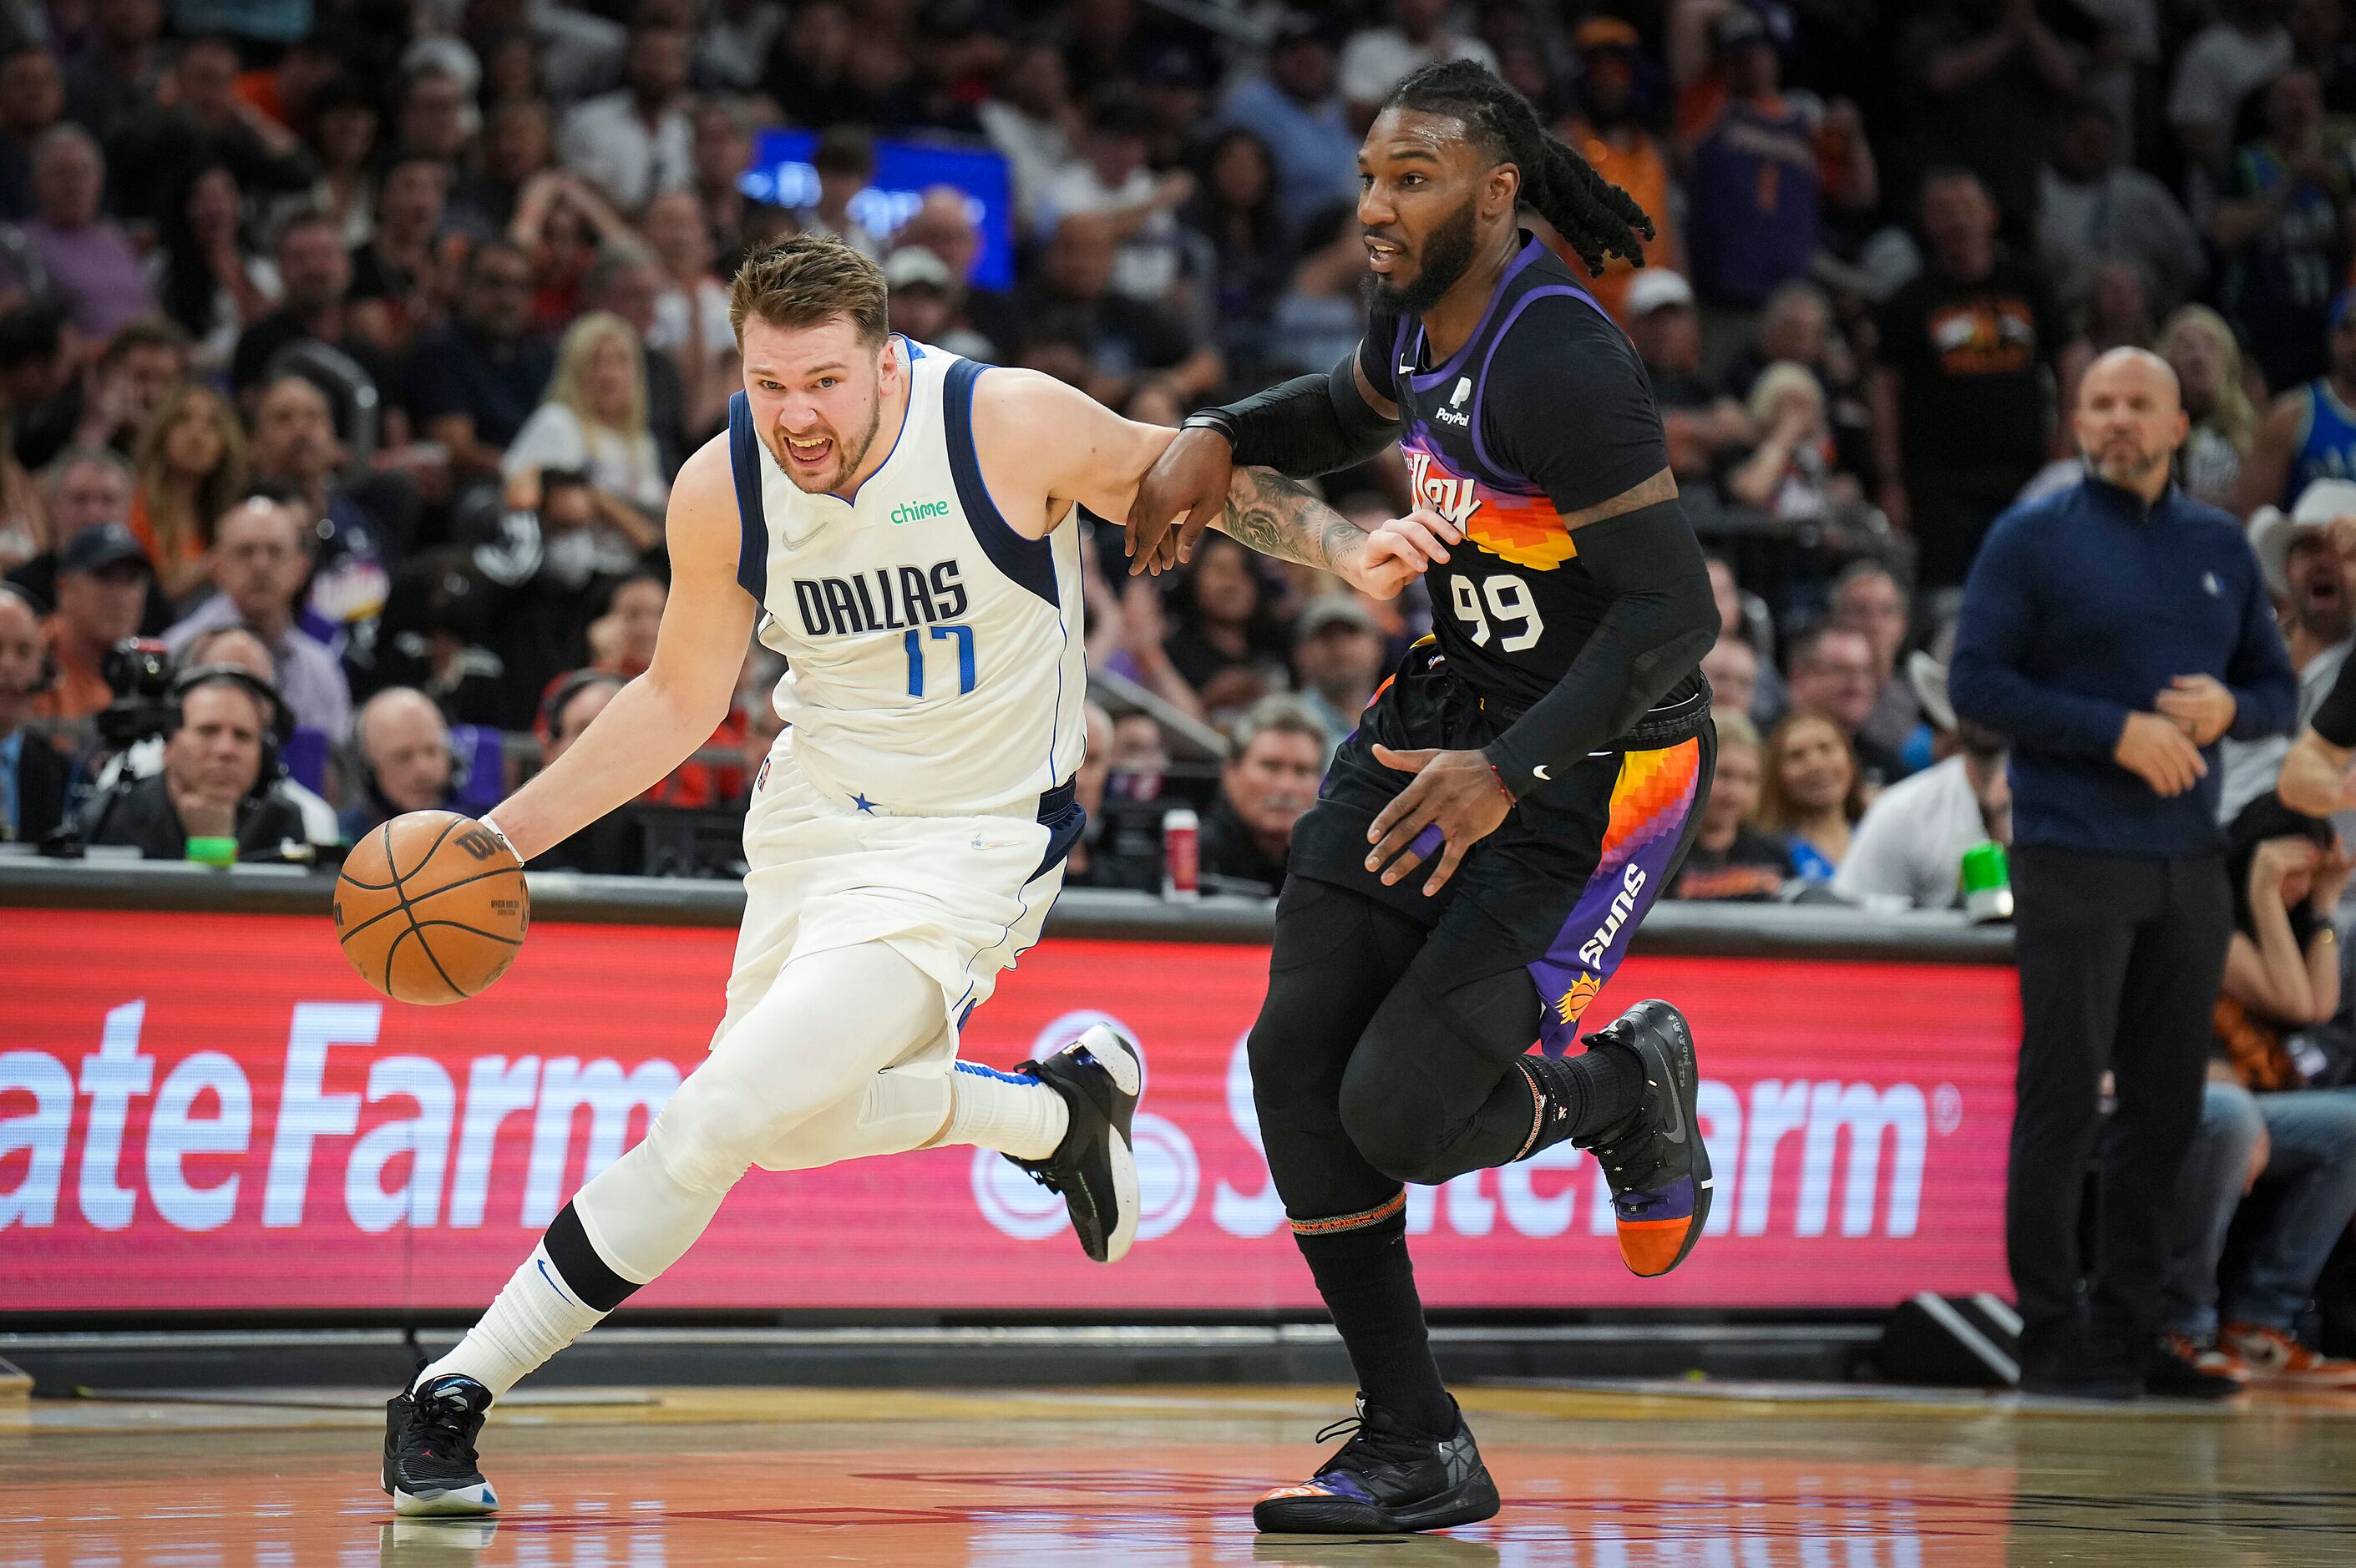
[728, 232, 889, 346]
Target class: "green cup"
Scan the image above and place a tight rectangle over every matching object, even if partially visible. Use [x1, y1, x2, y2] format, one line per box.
[1960, 840, 2012, 923]
[185, 836, 238, 868]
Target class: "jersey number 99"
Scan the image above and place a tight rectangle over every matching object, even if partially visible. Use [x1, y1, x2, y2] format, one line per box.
[1452, 574, 1546, 653]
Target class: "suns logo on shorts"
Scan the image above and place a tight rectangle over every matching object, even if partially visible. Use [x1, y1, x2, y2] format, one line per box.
[1556, 972, 1602, 1027]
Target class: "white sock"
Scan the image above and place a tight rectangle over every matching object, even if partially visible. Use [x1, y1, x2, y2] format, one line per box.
[413, 1241, 608, 1400]
[940, 1061, 1069, 1160]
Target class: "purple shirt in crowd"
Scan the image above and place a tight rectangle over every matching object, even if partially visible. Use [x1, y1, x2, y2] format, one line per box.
[13, 218, 157, 341]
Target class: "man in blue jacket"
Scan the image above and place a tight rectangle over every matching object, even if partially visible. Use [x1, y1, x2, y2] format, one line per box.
[1952, 346, 2298, 1401]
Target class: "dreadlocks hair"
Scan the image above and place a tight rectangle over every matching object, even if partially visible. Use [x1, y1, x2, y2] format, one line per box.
[1385, 58, 1654, 279]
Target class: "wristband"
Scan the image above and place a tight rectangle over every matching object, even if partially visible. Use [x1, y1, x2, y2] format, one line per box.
[476, 814, 520, 863]
[1181, 411, 1238, 443]
[1488, 762, 1517, 803]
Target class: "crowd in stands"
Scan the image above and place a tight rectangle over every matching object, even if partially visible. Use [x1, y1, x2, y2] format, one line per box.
[0, 0, 2347, 890]
[2, 0, 2356, 1394]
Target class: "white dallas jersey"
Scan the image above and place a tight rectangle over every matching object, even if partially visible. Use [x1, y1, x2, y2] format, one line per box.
[729, 340, 1087, 815]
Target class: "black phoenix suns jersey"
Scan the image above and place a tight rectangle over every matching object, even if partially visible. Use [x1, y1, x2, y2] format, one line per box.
[1360, 233, 1704, 721]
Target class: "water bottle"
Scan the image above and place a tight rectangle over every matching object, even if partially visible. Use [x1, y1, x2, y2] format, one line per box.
[1162, 806, 1199, 901]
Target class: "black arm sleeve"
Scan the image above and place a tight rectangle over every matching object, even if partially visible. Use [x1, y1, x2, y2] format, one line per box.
[1482, 498, 1718, 800]
[1210, 352, 1401, 477]
[2314, 650, 2356, 749]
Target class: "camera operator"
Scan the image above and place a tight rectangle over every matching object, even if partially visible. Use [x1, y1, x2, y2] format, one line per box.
[28, 523, 152, 724]
[90, 626, 341, 851]
[81, 665, 308, 861]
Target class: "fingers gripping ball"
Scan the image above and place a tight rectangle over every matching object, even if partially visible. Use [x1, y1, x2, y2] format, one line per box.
[335, 811, 529, 1004]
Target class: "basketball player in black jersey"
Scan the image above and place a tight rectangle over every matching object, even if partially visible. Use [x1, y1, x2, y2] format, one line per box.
[1130, 60, 1719, 1534]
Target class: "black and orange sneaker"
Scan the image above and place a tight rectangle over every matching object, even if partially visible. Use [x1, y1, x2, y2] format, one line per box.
[1578, 999, 1711, 1277]
[1253, 1398, 1499, 1535]
[383, 1374, 498, 1516]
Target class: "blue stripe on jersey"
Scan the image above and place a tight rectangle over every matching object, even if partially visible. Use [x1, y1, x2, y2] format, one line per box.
[727, 392, 768, 604]
[941, 357, 1059, 609]
[953, 1059, 1036, 1087]
[1470, 284, 1609, 482]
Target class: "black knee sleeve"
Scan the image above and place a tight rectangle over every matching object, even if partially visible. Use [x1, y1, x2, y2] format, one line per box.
[1249, 876, 1428, 1222]
[545, 1201, 641, 1313]
[1340, 959, 1544, 1186]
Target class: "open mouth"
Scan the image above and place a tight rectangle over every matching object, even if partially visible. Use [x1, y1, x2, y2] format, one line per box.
[782, 431, 834, 473]
[1365, 235, 1405, 276]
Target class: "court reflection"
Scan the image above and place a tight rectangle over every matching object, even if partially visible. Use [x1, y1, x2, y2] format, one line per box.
[5, 1383, 2354, 1566]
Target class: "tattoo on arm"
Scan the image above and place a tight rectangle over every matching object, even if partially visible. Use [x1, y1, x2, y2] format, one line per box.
[1217, 466, 1365, 572]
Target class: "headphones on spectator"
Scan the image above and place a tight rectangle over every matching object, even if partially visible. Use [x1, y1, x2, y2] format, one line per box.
[0, 583, 58, 699]
[535, 668, 627, 747]
[166, 664, 293, 786]
[344, 691, 469, 806]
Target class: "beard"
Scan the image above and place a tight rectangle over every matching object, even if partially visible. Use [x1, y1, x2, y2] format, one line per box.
[1363, 195, 1481, 317]
[775, 390, 884, 494]
[2087, 441, 2167, 488]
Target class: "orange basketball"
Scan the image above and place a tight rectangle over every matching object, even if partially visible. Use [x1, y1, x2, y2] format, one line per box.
[334, 811, 529, 1004]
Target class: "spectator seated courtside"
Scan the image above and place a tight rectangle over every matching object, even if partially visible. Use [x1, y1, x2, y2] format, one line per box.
[339, 685, 456, 842]
[1202, 695, 1330, 898]
[80, 665, 307, 861]
[2161, 797, 2356, 1389]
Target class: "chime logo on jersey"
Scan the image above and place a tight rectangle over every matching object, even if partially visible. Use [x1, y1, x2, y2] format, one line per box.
[791, 559, 970, 637]
[889, 498, 950, 525]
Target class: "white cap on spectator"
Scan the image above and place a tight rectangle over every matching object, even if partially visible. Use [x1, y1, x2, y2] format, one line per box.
[883, 246, 954, 291]
[2250, 477, 2356, 596]
[1624, 269, 1695, 317]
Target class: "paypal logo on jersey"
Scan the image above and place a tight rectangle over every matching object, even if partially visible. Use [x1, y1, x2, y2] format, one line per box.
[890, 498, 950, 525]
[793, 559, 971, 636]
[1434, 377, 1472, 427]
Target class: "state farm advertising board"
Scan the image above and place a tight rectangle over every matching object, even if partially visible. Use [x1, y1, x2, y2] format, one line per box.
[0, 908, 2019, 1313]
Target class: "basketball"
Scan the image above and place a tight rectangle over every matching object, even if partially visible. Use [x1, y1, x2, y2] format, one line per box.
[334, 811, 529, 1004]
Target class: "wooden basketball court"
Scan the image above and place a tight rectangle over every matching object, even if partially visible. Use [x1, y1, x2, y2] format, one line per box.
[8, 1381, 2356, 1565]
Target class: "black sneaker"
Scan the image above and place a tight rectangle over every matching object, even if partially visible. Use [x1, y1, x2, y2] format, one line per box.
[1254, 1398, 1500, 1535]
[2017, 1361, 2142, 1402]
[2015, 1320, 2141, 1402]
[1576, 1000, 1711, 1277]
[383, 1374, 498, 1516]
[1006, 1023, 1143, 1263]
[2143, 1337, 2246, 1401]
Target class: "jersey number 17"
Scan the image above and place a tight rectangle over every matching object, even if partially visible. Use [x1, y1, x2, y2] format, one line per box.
[905, 624, 977, 696]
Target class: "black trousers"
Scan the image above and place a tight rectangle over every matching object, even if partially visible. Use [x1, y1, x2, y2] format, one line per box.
[2007, 845, 2232, 1355]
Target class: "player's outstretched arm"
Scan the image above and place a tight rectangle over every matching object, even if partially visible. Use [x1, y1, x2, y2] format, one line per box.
[477, 438, 757, 862]
[1215, 464, 1441, 599]
[1125, 351, 1401, 574]
[975, 367, 1428, 598]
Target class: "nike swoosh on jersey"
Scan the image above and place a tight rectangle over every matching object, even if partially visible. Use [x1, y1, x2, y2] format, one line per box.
[1532, 764, 1551, 780]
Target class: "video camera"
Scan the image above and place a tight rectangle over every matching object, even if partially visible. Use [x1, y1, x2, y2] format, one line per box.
[94, 638, 179, 751]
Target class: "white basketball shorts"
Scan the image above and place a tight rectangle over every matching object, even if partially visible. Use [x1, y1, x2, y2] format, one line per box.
[716, 737, 1067, 1056]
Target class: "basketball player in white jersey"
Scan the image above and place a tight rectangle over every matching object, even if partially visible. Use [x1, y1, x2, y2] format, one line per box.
[382, 235, 1436, 1515]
